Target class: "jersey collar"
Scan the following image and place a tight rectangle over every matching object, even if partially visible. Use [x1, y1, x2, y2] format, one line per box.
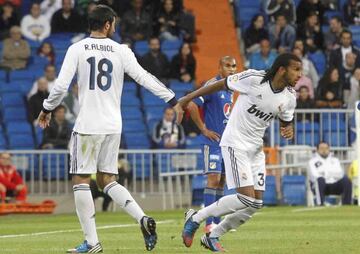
[269, 79, 284, 94]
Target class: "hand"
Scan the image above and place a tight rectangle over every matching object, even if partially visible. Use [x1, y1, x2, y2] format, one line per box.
[280, 126, 294, 139]
[15, 184, 25, 192]
[37, 110, 51, 129]
[178, 97, 191, 110]
[172, 103, 184, 124]
[201, 128, 220, 142]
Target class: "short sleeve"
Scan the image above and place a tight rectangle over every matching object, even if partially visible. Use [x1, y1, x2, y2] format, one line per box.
[278, 93, 296, 122]
[225, 70, 258, 94]
[193, 96, 204, 106]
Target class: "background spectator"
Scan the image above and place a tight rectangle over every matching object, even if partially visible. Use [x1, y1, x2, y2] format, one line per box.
[347, 67, 360, 109]
[178, 8, 196, 42]
[249, 39, 277, 70]
[41, 105, 71, 149]
[121, 0, 152, 42]
[308, 141, 352, 206]
[171, 42, 196, 82]
[244, 14, 269, 55]
[36, 41, 56, 65]
[27, 77, 49, 126]
[156, 0, 180, 41]
[140, 37, 170, 83]
[324, 16, 344, 52]
[296, 86, 316, 121]
[292, 47, 319, 88]
[341, 52, 358, 103]
[63, 83, 79, 124]
[152, 107, 185, 149]
[0, 153, 27, 202]
[0, 25, 30, 70]
[296, 0, 326, 26]
[343, 0, 360, 25]
[0, 2, 19, 39]
[296, 12, 323, 53]
[269, 14, 296, 53]
[40, 0, 75, 21]
[316, 67, 343, 108]
[20, 3, 50, 42]
[51, 0, 83, 33]
[28, 64, 57, 98]
[265, 0, 296, 24]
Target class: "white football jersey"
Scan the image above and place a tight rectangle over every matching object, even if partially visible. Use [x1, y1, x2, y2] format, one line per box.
[43, 37, 175, 134]
[220, 69, 296, 151]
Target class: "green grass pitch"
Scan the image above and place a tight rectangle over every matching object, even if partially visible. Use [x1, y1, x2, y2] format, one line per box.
[0, 206, 359, 253]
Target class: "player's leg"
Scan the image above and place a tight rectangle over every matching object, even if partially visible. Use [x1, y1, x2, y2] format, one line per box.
[182, 147, 256, 248]
[97, 134, 156, 251]
[202, 145, 224, 232]
[67, 132, 103, 253]
[213, 170, 226, 225]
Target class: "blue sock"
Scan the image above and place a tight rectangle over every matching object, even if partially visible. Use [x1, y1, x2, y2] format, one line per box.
[204, 187, 217, 225]
[213, 189, 224, 224]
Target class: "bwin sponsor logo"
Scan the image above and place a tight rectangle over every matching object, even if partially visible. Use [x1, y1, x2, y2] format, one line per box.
[247, 104, 274, 121]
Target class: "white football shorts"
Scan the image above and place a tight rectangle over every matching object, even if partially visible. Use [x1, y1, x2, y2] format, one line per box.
[221, 146, 266, 191]
[69, 132, 120, 175]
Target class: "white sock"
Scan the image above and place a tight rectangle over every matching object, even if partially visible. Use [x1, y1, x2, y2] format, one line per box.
[192, 194, 255, 224]
[73, 184, 99, 246]
[104, 181, 145, 223]
[210, 199, 263, 238]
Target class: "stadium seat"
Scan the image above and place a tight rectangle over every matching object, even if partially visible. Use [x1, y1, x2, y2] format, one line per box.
[323, 131, 347, 146]
[308, 52, 326, 76]
[1, 92, 25, 107]
[142, 92, 164, 106]
[161, 39, 182, 50]
[191, 174, 206, 206]
[0, 134, 7, 149]
[0, 81, 23, 93]
[170, 80, 194, 92]
[125, 133, 150, 149]
[2, 107, 27, 122]
[6, 121, 32, 135]
[163, 49, 178, 61]
[123, 120, 146, 133]
[127, 153, 151, 179]
[42, 154, 67, 180]
[8, 134, 35, 149]
[134, 40, 149, 56]
[122, 94, 141, 107]
[282, 175, 307, 205]
[9, 70, 36, 81]
[35, 126, 43, 147]
[122, 106, 143, 120]
[123, 81, 137, 92]
[263, 175, 277, 205]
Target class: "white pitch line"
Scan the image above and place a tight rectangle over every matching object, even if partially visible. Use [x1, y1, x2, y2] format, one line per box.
[292, 207, 326, 212]
[0, 219, 174, 239]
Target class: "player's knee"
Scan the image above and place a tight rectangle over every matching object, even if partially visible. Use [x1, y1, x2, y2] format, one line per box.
[99, 174, 117, 189]
[72, 174, 91, 185]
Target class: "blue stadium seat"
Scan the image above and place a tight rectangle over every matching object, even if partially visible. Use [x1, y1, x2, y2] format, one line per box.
[1, 92, 25, 107]
[323, 132, 347, 146]
[163, 49, 178, 61]
[296, 132, 320, 146]
[42, 154, 67, 180]
[237, 0, 261, 8]
[191, 174, 206, 206]
[161, 39, 182, 50]
[122, 94, 141, 107]
[308, 52, 326, 76]
[2, 107, 27, 121]
[0, 134, 7, 149]
[123, 120, 146, 133]
[9, 70, 36, 81]
[263, 175, 277, 205]
[6, 121, 32, 135]
[134, 40, 149, 56]
[123, 81, 137, 92]
[170, 80, 194, 92]
[142, 92, 164, 106]
[122, 106, 143, 120]
[125, 133, 150, 148]
[8, 134, 35, 149]
[0, 81, 23, 93]
[282, 175, 307, 205]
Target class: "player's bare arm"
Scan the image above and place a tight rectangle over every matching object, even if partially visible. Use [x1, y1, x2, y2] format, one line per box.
[178, 79, 226, 109]
[280, 120, 294, 139]
[37, 110, 52, 129]
[187, 101, 220, 142]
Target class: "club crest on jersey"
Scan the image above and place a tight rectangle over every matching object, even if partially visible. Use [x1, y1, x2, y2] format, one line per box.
[223, 103, 231, 119]
[247, 104, 273, 122]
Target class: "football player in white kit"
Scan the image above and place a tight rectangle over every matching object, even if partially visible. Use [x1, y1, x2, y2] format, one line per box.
[37, 5, 183, 253]
[180, 53, 302, 252]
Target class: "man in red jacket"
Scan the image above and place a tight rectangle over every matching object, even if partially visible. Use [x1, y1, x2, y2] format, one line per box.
[0, 153, 27, 202]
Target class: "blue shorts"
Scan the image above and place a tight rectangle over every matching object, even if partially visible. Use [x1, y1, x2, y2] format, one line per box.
[201, 145, 225, 174]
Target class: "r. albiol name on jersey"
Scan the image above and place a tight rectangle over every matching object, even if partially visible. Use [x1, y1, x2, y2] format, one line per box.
[84, 43, 115, 52]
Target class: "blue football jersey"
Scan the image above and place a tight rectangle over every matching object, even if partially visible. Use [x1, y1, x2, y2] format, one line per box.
[194, 76, 233, 146]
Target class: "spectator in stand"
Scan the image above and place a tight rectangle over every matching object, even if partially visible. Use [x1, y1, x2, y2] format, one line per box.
[294, 39, 307, 55]
[63, 83, 79, 124]
[178, 8, 196, 42]
[0, 26, 30, 70]
[171, 42, 196, 82]
[296, 0, 326, 26]
[308, 141, 352, 206]
[36, 41, 56, 65]
[0, 153, 27, 202]
[40, 0, 75, 22]
[20, 3, 50, 42]
[140, 37, 170, 84]
[156, 0, 180, 41]
[249, 39, 277, 70]
[51, 0, 83, 33]
[0, 0, 21, 8]
[292, 46, 319, 88]
[343, 0, 360, 25]
[265, 0, 296, 24]
[121, 0, 152, 42]
[152, 107, 185, 149]
[296, 86, 316, 121]
[341, 52, 358, 103]
[28, 64, 57, 98]
[328, 30, 360, 70]
[0, 2, 19, 39]
[28, 77, 49, 126]
[244, 14, 269, 55]
[41, 105, 71, 149]
[294, 75, 314, 98]
[268, 14, 296, 53]
[347, 67, 360, 109]
[324, 16, 344, 52]
[316, 67, 343, 108]
[296, 12, 323, 53]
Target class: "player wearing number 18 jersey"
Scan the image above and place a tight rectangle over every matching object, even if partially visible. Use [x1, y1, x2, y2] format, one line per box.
[180, 53, 302, 252]
[37, 5, 183, 253]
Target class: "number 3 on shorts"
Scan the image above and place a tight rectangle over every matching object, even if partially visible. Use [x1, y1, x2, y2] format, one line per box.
[257, 173, 265, 186]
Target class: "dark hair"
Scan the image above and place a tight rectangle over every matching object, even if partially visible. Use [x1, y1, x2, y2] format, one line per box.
[261, 53, 302, 84]
[316, 141, 328, 149]
[44, 63, 56, 71]
[148, 36, 160, 44]
[250, 14, 265, 28]
[54, 105, 66, 113]
[330, 15, 343, 25]
[37, 41, 55, 64]
[340, 29, 352, 38]
[88, 5, 117, 31]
